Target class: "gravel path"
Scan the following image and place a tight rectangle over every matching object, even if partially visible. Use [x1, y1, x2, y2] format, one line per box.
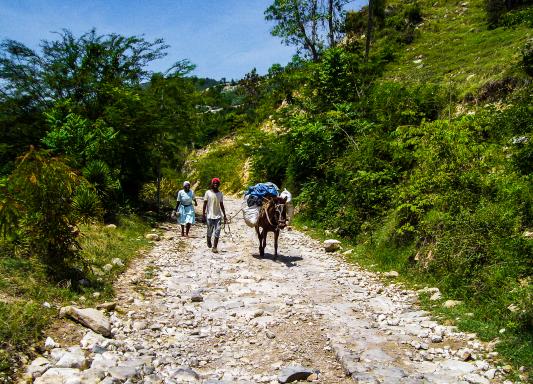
[28, 198, 507, 383]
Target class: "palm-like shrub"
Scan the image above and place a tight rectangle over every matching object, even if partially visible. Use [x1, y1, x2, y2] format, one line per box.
[82, 160, 120, 216]
[82, 160, 120, 198]
[72, 184, 104, 224]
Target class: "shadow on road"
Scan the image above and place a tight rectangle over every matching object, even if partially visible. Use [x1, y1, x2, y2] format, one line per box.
[252, 253, 303, 267]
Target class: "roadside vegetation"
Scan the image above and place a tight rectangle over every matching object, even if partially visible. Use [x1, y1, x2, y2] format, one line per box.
[0, 216, 150, 381]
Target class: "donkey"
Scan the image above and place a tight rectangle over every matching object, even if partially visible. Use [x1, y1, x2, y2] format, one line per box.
[254, 196, 288, 258]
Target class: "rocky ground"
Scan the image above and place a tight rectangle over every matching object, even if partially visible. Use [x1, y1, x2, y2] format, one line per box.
[24, 198, 513, 383]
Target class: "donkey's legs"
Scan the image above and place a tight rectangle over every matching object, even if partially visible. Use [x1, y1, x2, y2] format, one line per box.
[256, 226, 265, 257]
[261, 229, 269, 257]
[274, 229, 279, 257]
[262, 229, 268, 250]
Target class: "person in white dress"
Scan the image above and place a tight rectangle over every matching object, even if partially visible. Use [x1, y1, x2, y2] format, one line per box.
[175, 181, 197, 237]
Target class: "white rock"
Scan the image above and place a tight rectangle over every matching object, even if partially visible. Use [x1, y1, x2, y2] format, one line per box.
[439, 360, 476, 374]
[106, 224, 117, 229]
[26, 357, 51, 378]
[79, 368, 105, 384]
[431, 335, 443, 343]
[44, 337, 58, 350]
[35, 368, 81, 384]
[443, 300, 463, 308]
[111, 258, 124, 267]
[458, 348, 473, 361]
[80, 330, 107, 350]
[384, 271, 399, 278]
[145, 233, 160, 241]
[55, 347, 87, 369]
[475, 360, 490, 371]
[484, 369, 496, 379]
[507, 304, 519, 312]
[387, 318, 400, 326]
[323, 239, 341, 252]
[50, 348, 68, 363]
[430, 291, 442, 301]
[463, 373, 490, 384]
[59, 306, 112, 337]
[90, 352, 118, 370]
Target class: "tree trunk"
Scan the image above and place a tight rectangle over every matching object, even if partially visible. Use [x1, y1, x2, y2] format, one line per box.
[293, 0, 319, 61]
[328, 0, 335, 47]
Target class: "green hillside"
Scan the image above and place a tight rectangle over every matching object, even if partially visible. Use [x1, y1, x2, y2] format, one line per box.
[381, 0, 531, 97]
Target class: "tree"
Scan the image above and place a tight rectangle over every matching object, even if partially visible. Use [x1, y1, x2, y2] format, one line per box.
[0, 29, 171, 173]
[0, 147, 83, 277]
[143, 70, 198, 213]
[239, 68, 262, 109]
[0, 30, 198, 202]
[0, 29, 169, 111]
[265, 0, 349, 61]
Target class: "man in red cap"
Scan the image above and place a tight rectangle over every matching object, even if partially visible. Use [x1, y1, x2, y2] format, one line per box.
[202, 178, 227, 253]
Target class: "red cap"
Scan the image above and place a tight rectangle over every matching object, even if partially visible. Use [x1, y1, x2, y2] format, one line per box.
[211, 177, 220, 184]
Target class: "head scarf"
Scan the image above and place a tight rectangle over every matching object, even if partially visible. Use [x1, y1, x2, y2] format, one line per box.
[211, 177, 220, 184]
[183, 181, 191, 187]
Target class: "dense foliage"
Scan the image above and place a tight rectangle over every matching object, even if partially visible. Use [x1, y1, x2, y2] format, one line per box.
[237, 0, 533, 372]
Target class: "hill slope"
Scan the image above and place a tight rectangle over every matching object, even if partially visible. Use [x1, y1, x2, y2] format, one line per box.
[381, 0, 531, 97]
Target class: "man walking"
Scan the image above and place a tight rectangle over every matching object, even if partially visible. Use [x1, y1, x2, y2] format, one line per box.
[202, 178, 227, 253]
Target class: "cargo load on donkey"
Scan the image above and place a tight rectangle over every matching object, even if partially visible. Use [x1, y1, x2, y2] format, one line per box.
[242, 182, 293, 227]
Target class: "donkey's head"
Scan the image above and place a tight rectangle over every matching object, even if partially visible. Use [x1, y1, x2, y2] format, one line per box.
[267, 196, 288, 229]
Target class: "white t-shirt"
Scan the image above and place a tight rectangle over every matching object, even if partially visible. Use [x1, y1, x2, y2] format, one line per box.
[204, 190, 223, 219]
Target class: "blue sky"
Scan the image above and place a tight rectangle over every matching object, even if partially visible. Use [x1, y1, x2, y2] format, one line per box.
[0, 0, 366, 80]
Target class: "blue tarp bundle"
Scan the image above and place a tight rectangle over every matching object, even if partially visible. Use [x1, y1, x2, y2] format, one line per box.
[245, 182, 279, 206]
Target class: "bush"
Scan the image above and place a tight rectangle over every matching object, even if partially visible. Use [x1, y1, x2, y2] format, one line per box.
[485, 0, 533, 28]
[500, 7, 533, 27]
[365, 82, 448, 129]
[310, 47, 367, 109]
[139, 177, 180, 212]
[0, 148, 83, 276]
[249, 131, 288, 187]
[82, 160, 120, 198]
[284, 116, 348, 191]
[404, 2, 423, 25]
[82, 160, 121, 216]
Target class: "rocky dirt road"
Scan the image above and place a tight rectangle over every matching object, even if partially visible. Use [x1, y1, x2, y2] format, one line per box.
[28, 198, 508, 383]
